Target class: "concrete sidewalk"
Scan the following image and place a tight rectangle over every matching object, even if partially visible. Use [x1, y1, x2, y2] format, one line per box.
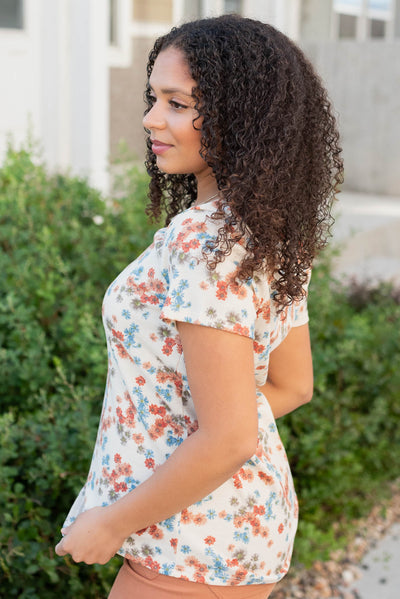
[331, 191, 400, 285]
[331, 523, 400, 599]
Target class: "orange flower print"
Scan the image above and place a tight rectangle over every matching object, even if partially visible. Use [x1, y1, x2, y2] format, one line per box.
[233, 515, 245, 528]
[116, 406, 125, 424]
[232, 322, 250, 336]
[148, 525, 164, 539]
[115, 343, 131, 360]
[180, 509, 192, 524]
[182, 239, 200, 252]
[170, 538, 178, 553]
[232, 473, 243, 489]
[253, 340, 265, 354]
[132, 433, 144, 444]
[148, 418, 167, 440]
[156, 371, 169, 383]
[204, 536, 216, 545]
[162, 337, 176, 356]
[227, 558, 239, 567]
[258, 472, 274, 485]
[232, 567, 248, 584]
[185, 556, 200, 568]
[216, 280, 228, 300]
[253, 505, 265, 516]
[149, 404, 166, 416]
[112, 329, 124, 341]
[247, 516, 260, 529]
[196, 562, 208, 574]
[229, 282, 247, 299]
[113, 481, 127, 493]
[119, 462, 132, 476]
[193, 513, 207, 526]
[278, 523, 284, 534]
[239, 468, 254, 481]
[144, 556, 160, 572]
[135, 376, 145, 386]
[150, 279, 165, 293]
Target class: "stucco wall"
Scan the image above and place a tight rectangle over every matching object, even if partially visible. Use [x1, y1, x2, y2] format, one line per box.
[304, 41, 400, 195]
[110, 37, 155, 161]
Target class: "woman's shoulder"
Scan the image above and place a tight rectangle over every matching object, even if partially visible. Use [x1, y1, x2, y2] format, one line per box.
[164, 200, 227, 248]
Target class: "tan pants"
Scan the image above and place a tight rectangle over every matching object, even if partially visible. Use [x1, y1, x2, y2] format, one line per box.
[108, 559, 276, 599]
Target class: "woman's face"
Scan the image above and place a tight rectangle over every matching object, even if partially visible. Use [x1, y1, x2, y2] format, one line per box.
[143, 47, 210, 179]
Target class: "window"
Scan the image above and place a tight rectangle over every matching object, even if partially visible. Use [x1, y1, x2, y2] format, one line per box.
[133, 0, 173, 22]
[224, 0, 242, 14]
[334, 0, 394, 39]
[370, 18, 386, 36]
[0, 0, 23, 29]
[110, 0, 118, 45]
[338, 13, 358, 37]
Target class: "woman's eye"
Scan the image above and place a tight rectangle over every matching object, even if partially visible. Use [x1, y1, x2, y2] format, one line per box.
[170, 100, 187, 110]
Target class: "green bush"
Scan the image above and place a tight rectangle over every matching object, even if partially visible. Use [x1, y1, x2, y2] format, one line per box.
[0, 146, 158, 597]
[279, 262, 400, 565]
[1, 146, 399, 594]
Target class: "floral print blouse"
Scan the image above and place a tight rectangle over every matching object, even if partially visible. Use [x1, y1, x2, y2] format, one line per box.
[63, 199, 309, 586]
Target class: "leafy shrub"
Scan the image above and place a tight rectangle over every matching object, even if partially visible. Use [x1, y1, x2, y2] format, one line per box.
[279, 262, 400, 565]
[1, 146, 399, 593]
[0, 146, 157, 597]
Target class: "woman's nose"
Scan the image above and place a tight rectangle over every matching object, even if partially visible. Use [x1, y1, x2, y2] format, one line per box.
[143, 103, 166, 131]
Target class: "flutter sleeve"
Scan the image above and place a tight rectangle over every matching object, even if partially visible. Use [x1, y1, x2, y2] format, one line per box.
[159, 210, 257, 339]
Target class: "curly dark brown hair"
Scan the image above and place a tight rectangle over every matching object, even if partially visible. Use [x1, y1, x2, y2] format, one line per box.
[144, 14, 343, 309]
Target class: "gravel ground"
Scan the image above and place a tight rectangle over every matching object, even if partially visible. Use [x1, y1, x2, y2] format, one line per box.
[271, 481, 400, 599]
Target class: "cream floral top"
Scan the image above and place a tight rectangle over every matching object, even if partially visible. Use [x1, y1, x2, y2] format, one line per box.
[63, 199, 309, 586]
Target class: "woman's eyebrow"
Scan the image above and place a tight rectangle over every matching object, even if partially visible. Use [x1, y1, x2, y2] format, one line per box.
[149, 84, 193, 98]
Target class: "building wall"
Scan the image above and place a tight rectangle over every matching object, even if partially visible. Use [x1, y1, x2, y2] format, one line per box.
[300, 0, 333, 40]
[110, 36, 155, 160]
[304, 40, 400, 195]
[0, 0, 110, 191]
[0, 1, 40, 162]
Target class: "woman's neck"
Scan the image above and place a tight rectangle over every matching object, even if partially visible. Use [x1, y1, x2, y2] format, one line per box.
[194, 173, 219, 206]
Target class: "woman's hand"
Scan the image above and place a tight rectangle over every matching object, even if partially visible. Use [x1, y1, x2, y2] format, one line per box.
[55, 506, 125, 565]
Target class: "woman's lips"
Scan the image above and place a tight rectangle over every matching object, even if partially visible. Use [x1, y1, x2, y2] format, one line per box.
[151, 140, 173, 155]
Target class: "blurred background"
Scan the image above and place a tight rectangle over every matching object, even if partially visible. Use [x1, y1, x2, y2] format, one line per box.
[0, 0, 399, 195]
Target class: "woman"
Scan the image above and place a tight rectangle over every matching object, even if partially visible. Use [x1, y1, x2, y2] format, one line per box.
[56, 14, 343, 598]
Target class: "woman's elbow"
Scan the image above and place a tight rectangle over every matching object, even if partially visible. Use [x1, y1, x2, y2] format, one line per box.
[299, 384, 313, 406]
[225, 427, 258, 467]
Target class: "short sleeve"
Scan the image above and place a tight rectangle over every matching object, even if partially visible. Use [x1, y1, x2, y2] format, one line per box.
[159, 211, 257, 339]
[290, 270, 311, 327]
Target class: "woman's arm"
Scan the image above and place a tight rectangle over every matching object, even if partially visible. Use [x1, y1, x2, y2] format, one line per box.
[56, 323, 259, 564]
[258, 323, 313, 419]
